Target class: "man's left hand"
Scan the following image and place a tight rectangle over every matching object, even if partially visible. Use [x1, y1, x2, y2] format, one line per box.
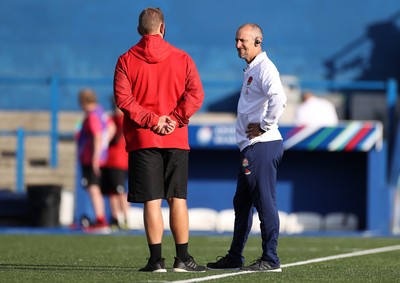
[246, 123, 265, 139]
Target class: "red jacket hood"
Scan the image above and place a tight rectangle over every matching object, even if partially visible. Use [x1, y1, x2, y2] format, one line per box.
[130, 34, 173, 64]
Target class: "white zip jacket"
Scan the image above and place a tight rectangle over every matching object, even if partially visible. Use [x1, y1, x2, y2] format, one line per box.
[236, 51, 287, 151]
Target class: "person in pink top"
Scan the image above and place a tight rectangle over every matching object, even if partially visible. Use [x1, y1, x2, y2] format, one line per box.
[76, 88, 109, 228]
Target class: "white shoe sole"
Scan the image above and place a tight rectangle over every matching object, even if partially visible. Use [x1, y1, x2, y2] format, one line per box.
[172, 268, 206, 272]
[206, 267, 241, 271]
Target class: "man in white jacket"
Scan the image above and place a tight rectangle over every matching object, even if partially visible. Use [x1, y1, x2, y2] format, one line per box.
[207, 23, 286, 272]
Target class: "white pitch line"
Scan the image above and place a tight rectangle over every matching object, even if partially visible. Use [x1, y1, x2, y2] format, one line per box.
[281, 244, 400, 268]
[170, 244, 400, 283]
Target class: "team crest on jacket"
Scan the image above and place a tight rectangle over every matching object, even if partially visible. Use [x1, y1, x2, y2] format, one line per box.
[242, 158, 249, 168]
[242, 158, 251, 174]
[246, 76, 253, 86]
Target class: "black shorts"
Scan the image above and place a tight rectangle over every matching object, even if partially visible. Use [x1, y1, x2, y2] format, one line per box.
[81, 165, 101, 188]
[128, 148, 189, 203]
[101, 167, 128, 195]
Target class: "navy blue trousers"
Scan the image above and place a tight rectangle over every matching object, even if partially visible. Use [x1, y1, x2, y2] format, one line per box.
[228, 140, 283, 267]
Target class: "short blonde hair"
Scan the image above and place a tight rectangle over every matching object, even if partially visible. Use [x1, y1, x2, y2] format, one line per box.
[78, 88, 97, 104]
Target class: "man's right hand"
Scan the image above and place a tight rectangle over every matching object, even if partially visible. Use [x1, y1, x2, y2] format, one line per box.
[152, 116, 176, 135]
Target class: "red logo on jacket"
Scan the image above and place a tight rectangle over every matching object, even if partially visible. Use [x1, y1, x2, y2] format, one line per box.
[247, 76, 253, 86]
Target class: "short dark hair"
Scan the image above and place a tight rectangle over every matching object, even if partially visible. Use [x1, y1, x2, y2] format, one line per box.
[138, 7, 164, 35]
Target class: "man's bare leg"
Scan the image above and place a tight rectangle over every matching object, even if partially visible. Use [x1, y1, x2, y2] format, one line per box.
[168, 197, 189, 244]
[143, 199, 164, 244]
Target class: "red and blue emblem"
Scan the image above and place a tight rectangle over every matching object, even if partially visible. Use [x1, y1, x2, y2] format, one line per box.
[246, 76, 253, 86]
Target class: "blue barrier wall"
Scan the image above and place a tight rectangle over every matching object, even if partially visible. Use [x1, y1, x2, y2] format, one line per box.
[185, 123, 390, 231]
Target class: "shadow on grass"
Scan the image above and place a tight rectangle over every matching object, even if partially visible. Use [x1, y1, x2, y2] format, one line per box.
[0, 263, 133, 272]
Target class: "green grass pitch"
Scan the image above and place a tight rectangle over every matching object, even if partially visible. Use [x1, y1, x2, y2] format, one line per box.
[0, 234, 399, 282]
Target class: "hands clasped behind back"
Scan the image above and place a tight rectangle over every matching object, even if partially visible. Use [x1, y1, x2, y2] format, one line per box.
[152, 115, 177, 135]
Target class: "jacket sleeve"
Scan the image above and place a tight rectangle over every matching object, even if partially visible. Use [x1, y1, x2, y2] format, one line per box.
[260, 68, 287, 131]
[170, 56, 204, 126]
[113, 57, 159, 128]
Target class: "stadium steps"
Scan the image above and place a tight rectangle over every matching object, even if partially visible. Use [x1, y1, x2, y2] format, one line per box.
[0, 111, 51, 131]
[0, 157, 15, 189]
[0, 111, 78, 192]
[58, 111, 82, 133]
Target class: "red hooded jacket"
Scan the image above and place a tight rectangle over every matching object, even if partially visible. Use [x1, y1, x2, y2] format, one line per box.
[114, 34, 204, 152]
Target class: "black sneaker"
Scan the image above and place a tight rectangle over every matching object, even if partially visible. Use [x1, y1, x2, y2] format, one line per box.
[241, 258, 282, 272]
[206, 255, 243, 270]
[139, 258, 167, 272]
[172, 256, 206, 272]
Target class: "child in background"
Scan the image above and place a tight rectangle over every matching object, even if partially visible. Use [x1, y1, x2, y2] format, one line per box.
[76, 88, 109, 228]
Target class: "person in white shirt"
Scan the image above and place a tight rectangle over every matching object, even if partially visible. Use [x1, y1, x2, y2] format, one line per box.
[294, 91, 339, 126]
[207, 23, 286, 272]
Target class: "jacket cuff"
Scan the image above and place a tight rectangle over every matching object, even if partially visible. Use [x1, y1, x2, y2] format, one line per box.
[150, 114, 159, 128]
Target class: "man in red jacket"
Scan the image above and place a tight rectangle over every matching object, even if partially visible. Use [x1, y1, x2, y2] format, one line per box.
[114, 7, 205, 272]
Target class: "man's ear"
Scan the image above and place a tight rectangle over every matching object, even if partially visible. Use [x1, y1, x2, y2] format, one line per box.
[160, 22, 166, 37]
